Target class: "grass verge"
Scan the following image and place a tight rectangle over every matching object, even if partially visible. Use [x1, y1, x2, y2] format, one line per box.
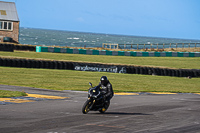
[0, 90, 27, 98]
[0, 51, 200, 69]
[0, 67, 199, 93]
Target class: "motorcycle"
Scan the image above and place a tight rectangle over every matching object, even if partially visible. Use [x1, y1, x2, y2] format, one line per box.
[82, 82, 110, 114]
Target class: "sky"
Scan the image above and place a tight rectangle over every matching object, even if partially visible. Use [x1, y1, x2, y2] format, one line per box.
[3, 0, 200, 40]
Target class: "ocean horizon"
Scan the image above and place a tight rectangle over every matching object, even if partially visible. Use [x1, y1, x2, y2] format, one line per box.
[19, 27, 200, 49]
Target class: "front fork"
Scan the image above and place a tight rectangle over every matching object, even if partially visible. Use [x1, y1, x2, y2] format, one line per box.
[88, 97, 96, 109]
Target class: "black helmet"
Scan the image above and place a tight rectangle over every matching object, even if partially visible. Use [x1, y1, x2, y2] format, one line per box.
[100, 76, 108, 85]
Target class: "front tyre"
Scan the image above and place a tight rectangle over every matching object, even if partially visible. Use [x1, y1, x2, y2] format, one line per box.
[82, 99, 93, 114]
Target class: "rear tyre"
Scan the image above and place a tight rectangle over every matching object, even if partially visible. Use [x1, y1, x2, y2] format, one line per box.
[99, 101, 110, 113]
[82, 99, 93, 114]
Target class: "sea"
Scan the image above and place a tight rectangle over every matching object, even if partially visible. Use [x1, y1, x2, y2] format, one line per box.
[19, 27, 200, 49]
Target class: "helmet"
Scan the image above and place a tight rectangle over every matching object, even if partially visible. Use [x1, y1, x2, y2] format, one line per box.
[100, 76, 108, 85]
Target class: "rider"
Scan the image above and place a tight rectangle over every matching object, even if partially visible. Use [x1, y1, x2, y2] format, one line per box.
[98, 76, 114, 103]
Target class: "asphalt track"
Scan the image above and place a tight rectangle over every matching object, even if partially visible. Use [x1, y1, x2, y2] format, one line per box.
[0, 85, 200, 133]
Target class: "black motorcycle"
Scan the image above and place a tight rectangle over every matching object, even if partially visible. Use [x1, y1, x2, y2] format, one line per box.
[82, 82, 110, 114]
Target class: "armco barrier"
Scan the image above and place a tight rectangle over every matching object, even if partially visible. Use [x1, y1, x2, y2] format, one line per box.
[36, 46, 200, 57]
[0, 57, 200, 78]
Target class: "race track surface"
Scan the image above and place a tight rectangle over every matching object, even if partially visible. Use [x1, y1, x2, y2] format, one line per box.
[0, 85, 200, 133]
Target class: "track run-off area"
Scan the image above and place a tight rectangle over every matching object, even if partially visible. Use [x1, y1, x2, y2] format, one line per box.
[0, 85, 200, 133]
[0, 92, 200, 105]
[1, 89, 199, 105]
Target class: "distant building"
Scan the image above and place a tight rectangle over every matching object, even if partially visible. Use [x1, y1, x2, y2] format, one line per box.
[0, 1, 20, 43]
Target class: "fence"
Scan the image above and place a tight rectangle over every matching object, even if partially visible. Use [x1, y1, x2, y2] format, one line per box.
[36, 46, 200, 57]
[102, 43, 200, 50]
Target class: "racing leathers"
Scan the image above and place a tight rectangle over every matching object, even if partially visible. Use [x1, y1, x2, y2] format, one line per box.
[97, 80, 114, 101]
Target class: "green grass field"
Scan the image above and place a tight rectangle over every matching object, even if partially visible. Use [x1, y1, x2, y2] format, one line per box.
[0, 51, 200, 69]
[0, 90, 27, 98]
[0, 51, 200, 97]
[0, 67, 199, 93]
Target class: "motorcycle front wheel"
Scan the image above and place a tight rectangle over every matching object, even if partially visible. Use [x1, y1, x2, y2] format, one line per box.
[82, 99, 93, 114]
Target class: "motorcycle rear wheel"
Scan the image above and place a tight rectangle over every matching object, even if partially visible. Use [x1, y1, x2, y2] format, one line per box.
[82, 99, 93, 114]
[99, 101, 110, 113]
